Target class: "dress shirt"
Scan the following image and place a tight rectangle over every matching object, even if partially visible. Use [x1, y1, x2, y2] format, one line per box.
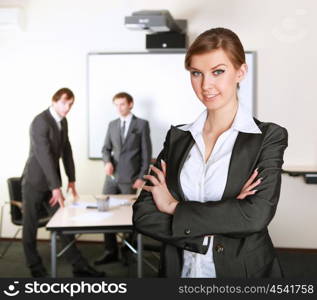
[49, 106, 63, 131]
[178, 102, 261, 278]
[119, 113, 133, 140]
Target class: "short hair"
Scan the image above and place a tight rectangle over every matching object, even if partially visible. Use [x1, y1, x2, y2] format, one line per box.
[52, 88, 75, 102]
[112, 92, 133, 104]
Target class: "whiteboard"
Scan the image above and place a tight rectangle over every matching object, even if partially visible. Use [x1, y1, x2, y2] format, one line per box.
[87, 52, 256, 159]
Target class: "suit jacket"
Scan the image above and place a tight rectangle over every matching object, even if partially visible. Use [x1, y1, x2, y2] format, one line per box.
[133, 119, 288, 278]
[22, 109, 75, 191]
[101, 115, 152, 184]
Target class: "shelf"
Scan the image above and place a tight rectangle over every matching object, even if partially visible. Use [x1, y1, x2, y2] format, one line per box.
[282, 166, 317, 184]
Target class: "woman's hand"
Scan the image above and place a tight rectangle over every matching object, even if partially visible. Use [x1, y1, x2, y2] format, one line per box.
[142, 160, 178, 215]
[236, 168, 262, 200]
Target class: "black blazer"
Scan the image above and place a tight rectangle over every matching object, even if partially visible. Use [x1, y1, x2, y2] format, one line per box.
[101, 115, 152, 183]
[133, 119, 288, 278]
[22, 109, 75, 191]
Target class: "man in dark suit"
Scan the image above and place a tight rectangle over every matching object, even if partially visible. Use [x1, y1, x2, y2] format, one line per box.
[94, 92, 152, 265]
[22, 88, 105, 278]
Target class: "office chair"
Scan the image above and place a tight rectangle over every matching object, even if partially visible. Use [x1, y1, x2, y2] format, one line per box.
[0, 177, 51, 258]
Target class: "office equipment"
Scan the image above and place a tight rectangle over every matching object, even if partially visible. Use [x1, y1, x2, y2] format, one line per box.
[125, 10, 187, 50]
[0, 177, 50, 258]
[46, 195, 143, 278]
[283, 166, 317, 184]
[146, 31, 187, 50]
[304, 174, 317, 184]
[124, 10, 184, 33]
[87, 51, 257, 159]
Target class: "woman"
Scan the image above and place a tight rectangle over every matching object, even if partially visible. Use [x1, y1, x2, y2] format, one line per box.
[133, 28, 288, 278]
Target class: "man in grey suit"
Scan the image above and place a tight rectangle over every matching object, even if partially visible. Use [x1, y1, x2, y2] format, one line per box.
[22, 88, 105, 277]
[94, 92, 152, 265]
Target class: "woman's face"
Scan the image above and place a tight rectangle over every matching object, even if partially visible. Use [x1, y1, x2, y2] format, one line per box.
[189, 49, 247, 112]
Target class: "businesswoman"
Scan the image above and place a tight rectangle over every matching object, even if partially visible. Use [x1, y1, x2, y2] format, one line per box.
[133, 28, 288, 278]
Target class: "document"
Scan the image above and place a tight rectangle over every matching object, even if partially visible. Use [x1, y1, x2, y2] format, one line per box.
[70, 211, 113, 222]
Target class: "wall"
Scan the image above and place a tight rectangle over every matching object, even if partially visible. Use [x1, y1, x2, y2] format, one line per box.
[0, 0, 316, 247]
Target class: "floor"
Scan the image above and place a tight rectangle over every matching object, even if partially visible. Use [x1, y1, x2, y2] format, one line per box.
[0, 239, 316, 278]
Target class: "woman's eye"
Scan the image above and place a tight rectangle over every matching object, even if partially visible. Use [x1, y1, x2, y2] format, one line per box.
[191, 71, 201, 77]
[213, 69, 225, 76]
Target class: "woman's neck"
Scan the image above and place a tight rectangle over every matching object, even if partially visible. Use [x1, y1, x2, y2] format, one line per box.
[205, 100, 238, 134]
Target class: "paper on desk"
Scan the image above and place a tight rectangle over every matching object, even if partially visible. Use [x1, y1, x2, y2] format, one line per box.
[69, 201, 94, 208]
[69, 198, 131, 209]
[70, 211, 113, 222]
[108, 197, 131, 207]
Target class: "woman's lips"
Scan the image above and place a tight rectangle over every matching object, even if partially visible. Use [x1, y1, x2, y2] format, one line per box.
[203, 93, 220, 101]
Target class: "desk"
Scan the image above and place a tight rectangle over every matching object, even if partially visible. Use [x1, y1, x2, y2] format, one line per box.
[46, 194, 143, 278]
[283, 166, 317, 184]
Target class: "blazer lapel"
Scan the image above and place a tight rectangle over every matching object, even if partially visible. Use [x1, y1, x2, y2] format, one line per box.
[114, 119, 122, 151]
[221, 131, 264, 200]
[44, 109, 61, 146]
[168, 126, 264, 202]
[60, 119, 67, 146]
[167, 126, 195, 202]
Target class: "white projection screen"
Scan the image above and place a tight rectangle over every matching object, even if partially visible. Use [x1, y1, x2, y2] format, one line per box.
[87, 52, 256, 159]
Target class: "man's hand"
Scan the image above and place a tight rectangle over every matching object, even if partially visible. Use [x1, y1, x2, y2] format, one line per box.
[67, 182, 79, 201]
[132, 179, 145, 189]
[105, 162, 114, 176]
[49, 188, 65, 208]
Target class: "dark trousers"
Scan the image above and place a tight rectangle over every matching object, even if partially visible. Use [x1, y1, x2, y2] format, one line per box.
[102, 176, 135, 252]
[22, 183, 87, 269]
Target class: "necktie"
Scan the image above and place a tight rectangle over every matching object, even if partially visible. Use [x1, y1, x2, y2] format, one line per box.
[59, 122, 63, 141]
[121, 120, 126, 144]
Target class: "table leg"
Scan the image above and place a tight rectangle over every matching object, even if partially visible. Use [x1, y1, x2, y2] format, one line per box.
[51, 231, 57, 277]
[137, 233, 143, 278]
[0, 203, 4, 238]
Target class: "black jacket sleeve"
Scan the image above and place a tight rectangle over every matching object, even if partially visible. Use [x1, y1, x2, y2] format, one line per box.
[101, 123, 113, 164]
[31, 117, 61, 190]
[171, 125, 288, 238]
[133, 128, 210, 254]
[137, 121, 152, 179]
[62, 119, 76, 182]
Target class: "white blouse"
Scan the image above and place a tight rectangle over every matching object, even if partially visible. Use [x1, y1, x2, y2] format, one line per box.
[178, 103, 261, 278]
